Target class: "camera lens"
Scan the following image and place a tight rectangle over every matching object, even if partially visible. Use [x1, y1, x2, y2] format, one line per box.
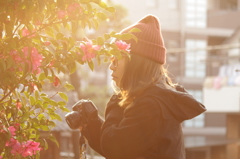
[65, 111, 81, 129]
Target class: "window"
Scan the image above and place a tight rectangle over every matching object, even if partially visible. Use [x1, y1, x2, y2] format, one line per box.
[146, 0, 157, 8]
[185, 39, 207, 78]
[183, 90, 205, 127]
[60, 133, 74, 158]
[168, 0, 177, 9]
[185, 0, 207, 28]
[219, 0, 238, 10]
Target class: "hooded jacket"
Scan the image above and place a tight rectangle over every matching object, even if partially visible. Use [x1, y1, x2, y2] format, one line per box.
[83, 85, 206, 159]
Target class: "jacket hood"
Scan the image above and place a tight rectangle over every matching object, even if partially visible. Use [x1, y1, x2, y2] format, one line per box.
[142, 85, 206, 122]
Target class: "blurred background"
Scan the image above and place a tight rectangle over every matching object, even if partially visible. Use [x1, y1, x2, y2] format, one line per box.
[40, 0, 240, 159]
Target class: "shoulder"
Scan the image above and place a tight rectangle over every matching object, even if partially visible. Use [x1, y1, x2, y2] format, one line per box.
[125, 94, 161, 116]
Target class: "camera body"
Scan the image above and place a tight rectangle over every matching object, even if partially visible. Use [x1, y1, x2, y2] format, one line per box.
[65, 99, 98, 129]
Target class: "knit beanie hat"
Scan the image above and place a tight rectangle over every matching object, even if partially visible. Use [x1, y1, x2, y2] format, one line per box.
[120, 14, 166, 64]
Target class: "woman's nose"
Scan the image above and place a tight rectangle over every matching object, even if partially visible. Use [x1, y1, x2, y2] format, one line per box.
[109, 62, 115, 71]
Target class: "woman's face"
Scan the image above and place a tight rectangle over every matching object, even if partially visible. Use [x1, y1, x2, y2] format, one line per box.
[109, 56, 127, 87]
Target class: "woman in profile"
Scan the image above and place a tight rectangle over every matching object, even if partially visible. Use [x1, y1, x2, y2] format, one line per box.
[80, 14, 206, 159]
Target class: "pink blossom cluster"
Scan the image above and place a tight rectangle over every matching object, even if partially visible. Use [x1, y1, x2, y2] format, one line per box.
[10, 47, 42, 74]
[115, 40, 131, 53]
[3, 125, 41, 157]
[22, 28, 36, 38]
[57, 3, 82, 19]
[80, 39, 101, 62]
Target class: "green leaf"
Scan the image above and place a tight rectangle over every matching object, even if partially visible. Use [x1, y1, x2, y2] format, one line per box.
[43, 68, 49, 77]
[67, 62, 77, 74]
[58, 92, 68, 102]
[50, 112, 62, 121]
[92, 19, 99, 30]
[49, 135, 59, 148]
[40, 125, 49, 131]
[128, 28, 142, 33]
[60, 106, 70, 112]
[104, 33, 111, 41]
[38, 73, 46, 81]
[58, 101, 66, 106]
[48, 121, 56, 128]
[45, 28, 55, 37]
[30, 95, 35, 105]
[56, 32, 64, 39]
[24, 91, 30, 98]
[110, 31, 117, 36]
[98, 1, 107, 9]
[87, 60, 94, 71]
[106, 7, 115, 12]
[64, 82, 75, 91]
[37, 115, 44, 122]
[119, 33, 138, 42]
[42, 139, 48, 150]
[22, 112, 30, 121]
[97, 37, 104, 45]
[97, 12, 108, 21]
[29, 130, 36, 139]
[53, 24, 60, 32]
[41, 97, 58, 106]
[34, 90, 39, 100]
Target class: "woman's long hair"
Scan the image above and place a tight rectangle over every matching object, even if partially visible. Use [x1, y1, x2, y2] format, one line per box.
[115, 53, 176, 107]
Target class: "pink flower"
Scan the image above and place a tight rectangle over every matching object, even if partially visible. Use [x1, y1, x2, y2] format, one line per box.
[22, 28, 30, 37]
[34, 20, 42, 26]
[22, 28, 36, 38]
[10, 47, 42, 74]
[27, 82, 38, 93]
[8, 126, 16, 136]
[57, 10, 67, 19]
[5, 138, 18, 147]
[5, 139, 41, 157]
[16, 101, 22, 109]
[80, 39, 100, 62]
[22, 141, 41, 157]
[10, 50, 21, 62]
[44, 41, 51, 46]
[53, 76, 60, 87]
[115, 40, 131, 53]
[67, 3, 82, 15]
[22, 47, 42, 74]
[11, 141, 22, 155]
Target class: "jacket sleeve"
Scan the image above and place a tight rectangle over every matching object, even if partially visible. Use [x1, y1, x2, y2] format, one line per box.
[82, 95, 123, 156]
[100, 97, 161, 159]
[81, 115, 104, 155]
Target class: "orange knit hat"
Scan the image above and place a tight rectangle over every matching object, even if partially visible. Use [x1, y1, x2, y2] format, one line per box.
[120, 14, 166, 64]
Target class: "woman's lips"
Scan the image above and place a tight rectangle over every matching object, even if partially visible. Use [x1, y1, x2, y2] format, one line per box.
[111, 74, 117, 79]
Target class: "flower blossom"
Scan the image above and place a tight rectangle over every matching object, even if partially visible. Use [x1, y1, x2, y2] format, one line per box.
[8, 126, 16, 136]
[44, 41, 51, 46]
[21, 141, 41, 157]
[53, 76, 60, 87]
[6, 139, 41, 157]
[80, 39, 100, 62]
[115, 40, 131, 53]
[67, 3, 82, 15]
[23, 47, 42, 74]
[10, 47, 42, 74]
[22, 28, 36, 38]
[16, 101, 22, 109]
[57, 10, 67, 19]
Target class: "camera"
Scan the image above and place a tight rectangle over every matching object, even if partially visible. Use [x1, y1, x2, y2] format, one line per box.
[65, 99, 98, 130]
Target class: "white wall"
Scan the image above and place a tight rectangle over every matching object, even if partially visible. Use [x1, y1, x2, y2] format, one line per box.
[203, 86, 240, 112]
